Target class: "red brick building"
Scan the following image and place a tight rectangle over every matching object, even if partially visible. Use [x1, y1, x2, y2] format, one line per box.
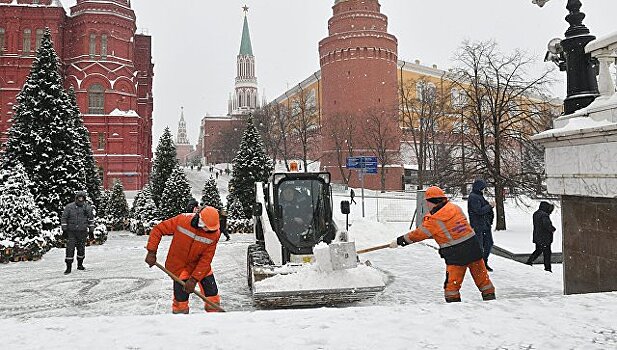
[0, 0, 154, 190]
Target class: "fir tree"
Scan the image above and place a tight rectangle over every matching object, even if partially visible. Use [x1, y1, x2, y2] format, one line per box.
[229, 115, 273, 217]
[97, 188, 110, 218]
[150, 127, 178, 207]
[2, 29, 85, 229]
[105, 179, 129, 230]
[132, 184, 159, 223]
[159, 166, 192, 220]
[227, 196, 251, 233]
[201, 176, 223, 210]
[0, 163, 47, 262]
[67, 87, 102, 209]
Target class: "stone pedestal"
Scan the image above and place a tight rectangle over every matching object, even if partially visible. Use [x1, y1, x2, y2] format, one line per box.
[533, 32, 617, 295]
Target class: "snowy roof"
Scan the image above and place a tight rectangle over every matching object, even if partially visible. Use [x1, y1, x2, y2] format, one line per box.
[0, 0, 64, 7]
[109, 108, 140, 118]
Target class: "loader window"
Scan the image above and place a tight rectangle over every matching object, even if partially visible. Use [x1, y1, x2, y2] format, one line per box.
[277, 179, 327, 248]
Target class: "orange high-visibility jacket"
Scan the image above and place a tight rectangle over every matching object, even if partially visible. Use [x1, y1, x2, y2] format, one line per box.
[403, 201, 475, 248]
[147, 213, 220, 281]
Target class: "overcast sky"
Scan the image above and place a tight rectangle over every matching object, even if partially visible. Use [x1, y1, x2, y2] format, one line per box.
[62, 0, 617, 146]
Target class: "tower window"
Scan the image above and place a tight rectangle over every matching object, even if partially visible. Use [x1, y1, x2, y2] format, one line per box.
[88, 84, 105, 114]
[101, 34, 108, 59]
[89, 33, 96, 57]
[0, 28, 5, 54]
[97, 133, 106, 150]
[35, 29, 44, 51]
[23, 29, 32, 54]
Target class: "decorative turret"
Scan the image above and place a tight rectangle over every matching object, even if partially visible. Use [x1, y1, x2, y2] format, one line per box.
[176, 107, 190, 145]
[229, 5, 259, 116]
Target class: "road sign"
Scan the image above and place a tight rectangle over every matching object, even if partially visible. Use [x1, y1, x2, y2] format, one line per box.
[346, 156, 378, 173]
[346, 156, 362, 169]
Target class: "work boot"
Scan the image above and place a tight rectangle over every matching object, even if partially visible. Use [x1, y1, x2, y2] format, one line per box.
[64, 261, 72, 275]
[445, 297, 461, 303]
[482, 293, 496, 301]
[77, 258, 85, 271]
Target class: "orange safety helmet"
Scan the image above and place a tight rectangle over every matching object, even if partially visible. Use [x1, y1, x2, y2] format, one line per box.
[425, 186, 447, 200]
[199, 206, 220, 231]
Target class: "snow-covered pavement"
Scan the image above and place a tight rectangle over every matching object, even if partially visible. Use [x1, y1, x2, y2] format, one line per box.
[1, 169, 615, 349]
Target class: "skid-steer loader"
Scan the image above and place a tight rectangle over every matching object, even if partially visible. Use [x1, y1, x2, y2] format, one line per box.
[247, 171, 385, 308]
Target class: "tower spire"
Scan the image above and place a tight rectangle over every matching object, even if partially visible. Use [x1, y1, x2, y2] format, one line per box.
[239, 6, 253, 56]
[176, 107, 189, 145]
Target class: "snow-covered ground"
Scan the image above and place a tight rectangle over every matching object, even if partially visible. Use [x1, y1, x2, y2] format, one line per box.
[1, 169, 615, 349]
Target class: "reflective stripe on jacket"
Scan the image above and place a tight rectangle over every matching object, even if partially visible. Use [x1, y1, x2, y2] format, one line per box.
[404, 201, 475, 248]
[147, 213, 220, 281]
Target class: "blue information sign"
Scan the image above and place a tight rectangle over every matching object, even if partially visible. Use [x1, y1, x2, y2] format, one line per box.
[346, 156, 378, 173]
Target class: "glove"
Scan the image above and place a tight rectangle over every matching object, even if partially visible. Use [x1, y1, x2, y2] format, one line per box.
[184, 277, 198, 293]
[145, 251, 157, 267]
[88, 228, 95, 241]
[391, 235, 410, 248]
[61, 230, 67, 239]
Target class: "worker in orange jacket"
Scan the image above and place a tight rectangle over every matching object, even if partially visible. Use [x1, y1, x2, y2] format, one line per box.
[145, 206, 222, 313]
[390, 186, 496, 302]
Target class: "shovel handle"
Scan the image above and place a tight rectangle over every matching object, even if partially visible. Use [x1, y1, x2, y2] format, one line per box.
[357, 243, 391, 255]
[154, 262, 225, 312]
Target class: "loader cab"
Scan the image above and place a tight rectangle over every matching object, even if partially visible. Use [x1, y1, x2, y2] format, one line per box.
[270, 172, 336, 257]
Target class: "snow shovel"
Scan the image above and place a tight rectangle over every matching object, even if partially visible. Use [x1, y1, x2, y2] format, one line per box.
[356, 243, 391, 255]
[154, 262, 226, 312]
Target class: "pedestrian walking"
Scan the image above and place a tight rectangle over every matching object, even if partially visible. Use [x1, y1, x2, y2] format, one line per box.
[467, 179, 495, 271]
[220, 209, 230, 241]
[185, 198, 199, 213]
[390, 186, 495, 302]
[350, 188, 357, 205]
[525, 201, 556, 272]
[61, 191, 95, 274]
[145, 206, 222, 313]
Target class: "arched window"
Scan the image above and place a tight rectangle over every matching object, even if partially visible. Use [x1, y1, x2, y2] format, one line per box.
[89, 33, 96, 57]
[0, 28, 5, 54]
[35, 29, 44, 51]
[23, 29, 32, 54]
[101, 34, 108, 59]
[88, 84, 105, 114]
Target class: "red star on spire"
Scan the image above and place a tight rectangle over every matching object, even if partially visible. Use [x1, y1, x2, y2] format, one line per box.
[242, 5, 249, 13]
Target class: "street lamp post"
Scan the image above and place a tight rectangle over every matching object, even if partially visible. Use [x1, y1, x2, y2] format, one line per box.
[534, 0, 600, 114]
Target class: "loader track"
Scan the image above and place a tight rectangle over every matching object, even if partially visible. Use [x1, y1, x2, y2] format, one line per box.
[0, 277, 156, 318]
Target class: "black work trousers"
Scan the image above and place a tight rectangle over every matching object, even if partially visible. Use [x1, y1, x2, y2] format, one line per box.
[65, 230, 87, 262]
[527, 243, 552, 271]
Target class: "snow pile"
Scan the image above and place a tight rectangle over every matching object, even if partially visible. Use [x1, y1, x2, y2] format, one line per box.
[253, 263, 385, 292]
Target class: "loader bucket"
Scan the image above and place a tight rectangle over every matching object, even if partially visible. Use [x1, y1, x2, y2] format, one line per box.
[250, 263, 385, 308]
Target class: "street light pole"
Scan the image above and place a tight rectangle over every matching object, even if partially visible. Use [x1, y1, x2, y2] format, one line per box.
[535, 0, 599, 114]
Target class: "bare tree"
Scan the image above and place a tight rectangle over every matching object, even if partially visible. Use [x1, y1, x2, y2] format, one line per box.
[289, 85, 320, 172]
[324, 112, 357, 184]
[400, 76, 461, 190]
[362, 107, 401, 192]
[253, 104, 281, 165]
[219, 126, 243, 163]
[451, 40, 554, 230]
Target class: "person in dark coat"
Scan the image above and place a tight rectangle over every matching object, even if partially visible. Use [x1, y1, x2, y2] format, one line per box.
[467, 179, 495, 271]
[350, 189, 357, 205]
[186, 198, 199, 213]
[525, 201, 556, 272]
[61, 191, 94, 274]
[219, 209, 230, 241]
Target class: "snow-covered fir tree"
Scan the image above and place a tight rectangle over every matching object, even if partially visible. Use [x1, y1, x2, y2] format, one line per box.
[0, 163, 48, 262]
[227, 196, 251, 233]
[2, 29, 85, 229]
[67, 87, 102, 209]
[105, 179, 129, 230]
[159, 166, 192, 220]
[229, 115, 273, 217]
[150, 127, 178, 207]
[201, 176, 223, 210]
[129, 184, 160, 235]
[97, 188, 110, 218]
